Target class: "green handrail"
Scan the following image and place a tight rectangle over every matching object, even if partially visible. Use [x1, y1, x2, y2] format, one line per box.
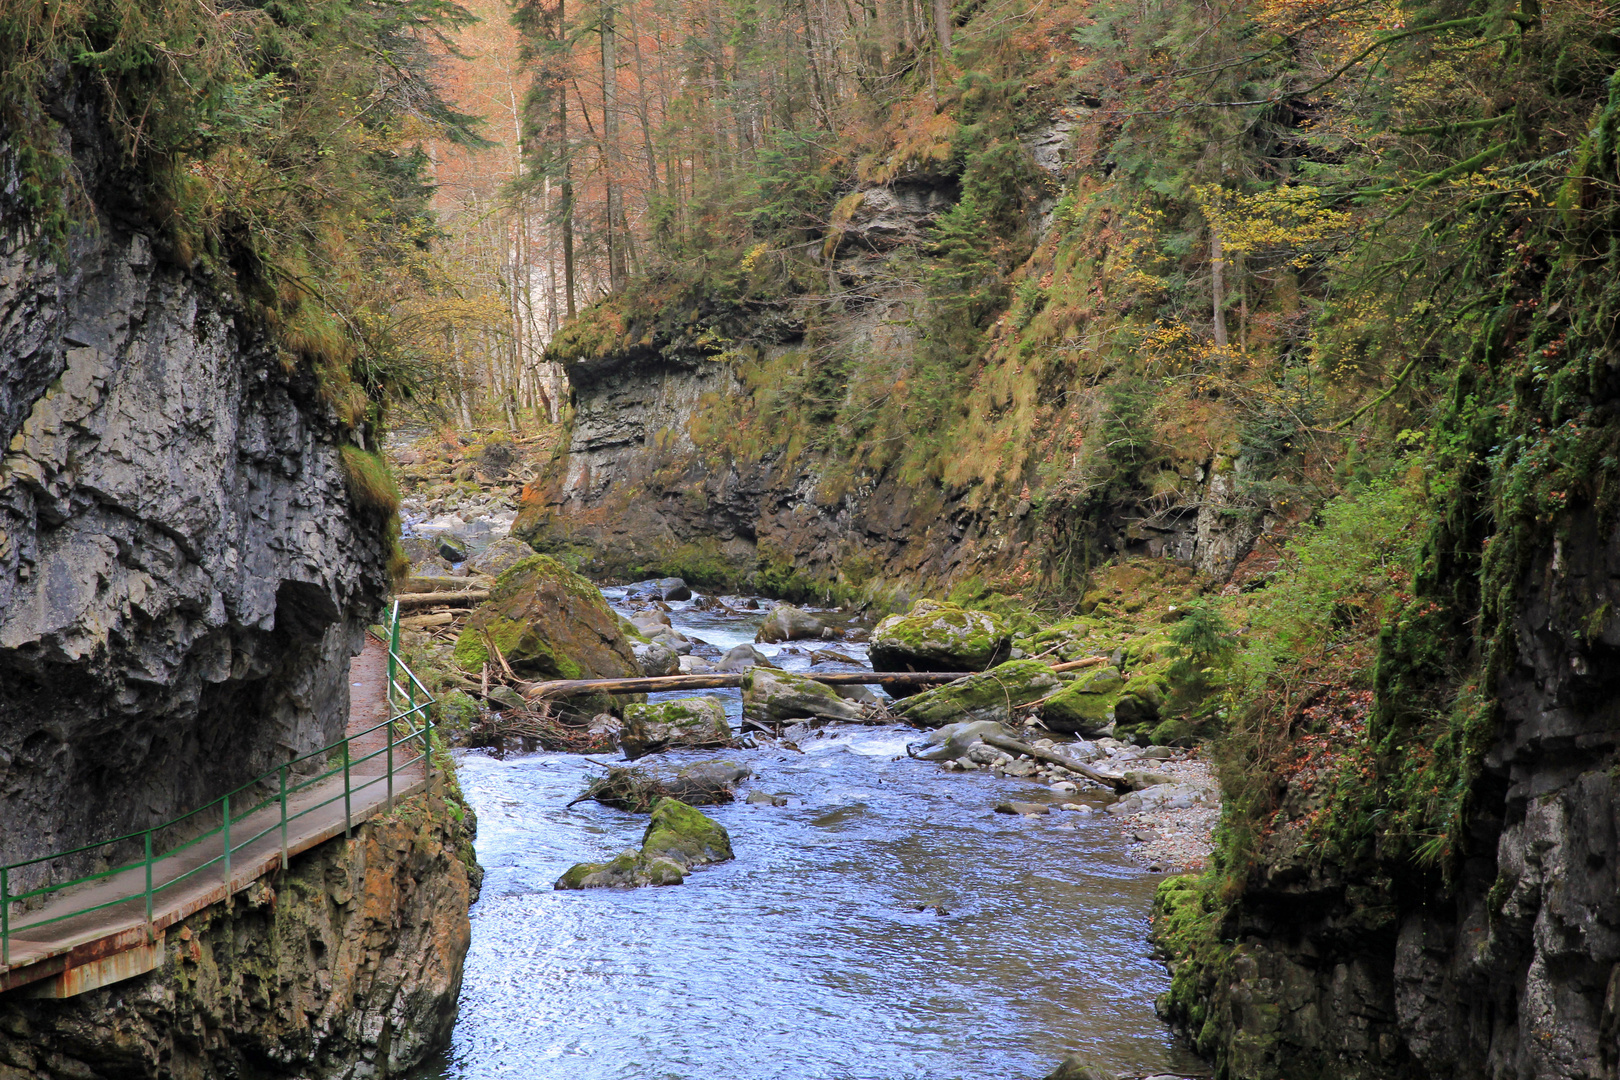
[0, 599, 437, 972]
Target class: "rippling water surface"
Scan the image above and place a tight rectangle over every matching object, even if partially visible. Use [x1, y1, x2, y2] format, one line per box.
[413, 591, 1205, 1080]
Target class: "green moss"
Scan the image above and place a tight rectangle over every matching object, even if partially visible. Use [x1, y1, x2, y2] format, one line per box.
[892, 658, 1061, 726]
[640, 798, 734, 868]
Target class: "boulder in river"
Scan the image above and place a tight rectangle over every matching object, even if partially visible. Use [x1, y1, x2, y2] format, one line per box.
[869, 601, 1012, 680]
[578, 759, 749, 810]
[891, 659, 1061, 728]
[716, 643, 779, 672]
[907, 719, 1008, 762]
[1044, 1057, 1119, 1080]
[452, 555, 640, 682]
[619, 697, 733, 760]
[641, 798, 734, 868]
[554, 849, 688, 889]
[755, 604, 825, 643]
[742, 668, 864, 725]
[626, 577, 693, 601]
[634, 640, 680, 677]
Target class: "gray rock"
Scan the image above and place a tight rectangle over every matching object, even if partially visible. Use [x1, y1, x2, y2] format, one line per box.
[677, 654, 715, 675]
[1044, 1056, 1117, 1080]
[741, 668, 864, 724]
[635, 641, 680, 677]
[436, 534, 469, 563]
[755, 604, 825, 643]
[995, 801, 1050, 816]
[469, 535, 535, 578]
[619, 697, 732, 760]
[650, 627, 693, 655]
[716, 642, 778, 672]
[655, 577, 692, 601]
[486, 686, 527, 711]
[745, 790, 788, 807]
[906, 719, 1007, 762]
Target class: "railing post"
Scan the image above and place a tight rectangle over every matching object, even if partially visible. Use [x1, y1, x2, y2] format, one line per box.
[388, 599, 401, 708]
[222, 794, 232, 901]
[279, 765, 290, 871]
[144, 830, 153, 942]
[343, 740, 352, 838]
[2, 865, 9, 967]
[386, 720, 395, 814]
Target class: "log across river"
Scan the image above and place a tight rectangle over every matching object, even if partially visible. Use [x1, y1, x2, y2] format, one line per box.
[411, 585, 1205, 1080]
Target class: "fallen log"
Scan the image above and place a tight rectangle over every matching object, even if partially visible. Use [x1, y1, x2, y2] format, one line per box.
[523, 670, 977, 699]
[400, 612, 457, 630]
[1050, 656, 1108, 673]
[980, 733, 1130, 793]
[395, 589, 489, 611]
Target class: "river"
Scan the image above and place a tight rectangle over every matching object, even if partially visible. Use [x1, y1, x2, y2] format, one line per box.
[411, 588, 1207, 1080]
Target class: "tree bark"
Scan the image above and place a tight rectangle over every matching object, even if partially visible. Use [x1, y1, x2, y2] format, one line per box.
[1211, 224, 1228, 348]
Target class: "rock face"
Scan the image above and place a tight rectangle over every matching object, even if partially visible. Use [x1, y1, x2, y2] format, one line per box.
[1163, 508, 1620, 1079]
[0, 223, 389, 883]
[452, 555, 639, 680]
[0, 791, 480, 1078]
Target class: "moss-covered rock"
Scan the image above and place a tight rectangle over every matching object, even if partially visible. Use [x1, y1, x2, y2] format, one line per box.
[891, 659, 1062, 728]
[755, 604, 825, 643]
[619, 696, 733, 760]
[452, 555, 639, 681]
[869, 600, 1012, 678]
[741, 668, 864, 724]
[640, 798, 734, 868]
[1040, 665, 1126, 735]
[553, 849, 688, 889]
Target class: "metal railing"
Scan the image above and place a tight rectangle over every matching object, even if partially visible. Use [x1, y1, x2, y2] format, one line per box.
[1, 600, 435, 969]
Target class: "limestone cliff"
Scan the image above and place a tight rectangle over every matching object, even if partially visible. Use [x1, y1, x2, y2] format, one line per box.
[0, 791, 480, 1080]
[0, 138, 391, 889]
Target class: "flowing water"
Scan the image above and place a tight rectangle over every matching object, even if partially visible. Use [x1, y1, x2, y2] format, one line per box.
[412, 589, 1207, 1080]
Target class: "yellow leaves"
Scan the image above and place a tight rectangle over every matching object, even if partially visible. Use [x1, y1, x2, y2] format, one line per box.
[1192, 183, 1353, 266]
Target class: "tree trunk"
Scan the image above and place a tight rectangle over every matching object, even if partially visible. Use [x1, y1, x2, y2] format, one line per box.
[1211, 225, 1228, 349]
[933, 0, 949, 54]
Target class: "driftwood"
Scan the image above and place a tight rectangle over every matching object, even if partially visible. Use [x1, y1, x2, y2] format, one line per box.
[980, 733, 1130, 793]
[1050, 657, 1107, 673]
[395, 589, 490, 611]
[522, 671, 977, 699]
[400, 612, 457, 630]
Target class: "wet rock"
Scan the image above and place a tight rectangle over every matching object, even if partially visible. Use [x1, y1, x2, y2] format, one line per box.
[907, 718, 1009, 761]
[656, 577, 692, 601]
[649, 627, 693, 655]
[452, 556, 640, 682]
[664, 760, 751, 803]
[640, 798, 734, 868]
[742, 668, 865, 724]
[745, 790, 788, 807]
[716, 643, 780, 673]
[401, 534, 450, 571]
[995, 801, 1049, 816]
[678, 654, 715, 675]
[1043, 1056, 1117, 1080]
[870, 601, 1013, 679]
[892, 659, 1062, 728]
[554, 849, 688, 889]
[810, 649, 860, 665]
[631, 609, 673, 634]
[619, 697, 732, 760]
[832, 683, 884, 706]
[755, 604, 826, 643]
[635, 641, 680, 677]
[1050, 781, 1079, 794]
[469, 535, 536, 579]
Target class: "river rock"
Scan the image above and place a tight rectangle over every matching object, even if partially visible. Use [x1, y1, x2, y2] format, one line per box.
[810, 649, 859, 665]
[634, 641, 680, 677]
[745, 790, 788, 806]
[554, 849, 688, 889]
[869, 601, 1012, 681]
[908, 719, 1009, 761]
[678, 654, 715, 674]
[631, 609, 673, 634]
[469, 535, 536, 579]
[717, 643, 780, 672]
[401, 534, 450, 571]
[891, 659, 1062, 728]
[641, 798, 735, 868]
[742, 668, 864, 724]
[833, 683, 884, 706]
[1044, 1056, 1118, 1080]
[626, 577, 692, 601]
[755, 604, 826, 643]
[619, 697, 732, 760]
[1040, 666, 1127, 735]
[649, 627, 693, 654]
[436, 534, 469, 563]
[452, 555, 640, 682]
[995, 801, 1049, 816]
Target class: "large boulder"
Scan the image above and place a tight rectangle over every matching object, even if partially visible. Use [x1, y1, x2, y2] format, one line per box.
[906, 719, 1008, 761]
[755, 604, 825, 643]
[1040, 666, 1126, 735]
[891, 659, 1061, 728]
[640, 798, 734, 868]
[626, 577, 693, 601]
[469, 535, 536, 579]
[869, 601, 1012, 680]
[741, 668, 864, 724]
[619, 697, 733, 760]
[452, 555, 639, 680]
[716, 643, 778, 672]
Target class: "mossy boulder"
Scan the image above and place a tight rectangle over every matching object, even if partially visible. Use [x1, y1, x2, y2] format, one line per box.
[869, 601, 1012, 683]
[452, 555, 639, 681]
[640, 798, 734, 868]
[469, 535, 537, 578]
[1112, 663, 1173, 738]
[553, 849, 688, 889]
[741, 668, 864, 724]
[891, 659, 1062, 728]
[1040, 666, 1127, 735]
[619, 697, 733, 760]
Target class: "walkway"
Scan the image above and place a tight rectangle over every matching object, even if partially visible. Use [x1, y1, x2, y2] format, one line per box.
[0, 636, 428, 995]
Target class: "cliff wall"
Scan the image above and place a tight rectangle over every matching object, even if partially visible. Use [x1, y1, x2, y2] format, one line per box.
[0, 94, 391, 885]
[0, 791, 479, 1080]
